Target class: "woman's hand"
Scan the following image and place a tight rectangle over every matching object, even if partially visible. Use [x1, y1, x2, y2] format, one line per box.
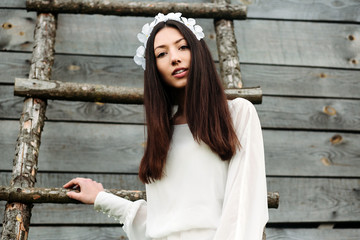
[63, 178, 104, 204]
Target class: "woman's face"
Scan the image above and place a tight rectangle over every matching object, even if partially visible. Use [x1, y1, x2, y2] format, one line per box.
[154, 27, 191, 89]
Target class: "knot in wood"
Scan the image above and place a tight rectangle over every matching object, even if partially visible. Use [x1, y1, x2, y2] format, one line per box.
[323, 106, 336, 116]
[350, 59, 358, 65]
[321, 157, 332, 166]
[2, 22, 12, 29]
[330, 134, 343, 145]
[348, 35, 355, 41]
[319, 73, 327, 78]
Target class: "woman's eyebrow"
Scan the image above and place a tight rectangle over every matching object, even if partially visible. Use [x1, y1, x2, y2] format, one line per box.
[154, 38, 186, 51]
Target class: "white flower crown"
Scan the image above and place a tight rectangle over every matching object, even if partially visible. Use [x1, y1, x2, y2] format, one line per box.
[133, 12, 205, 70]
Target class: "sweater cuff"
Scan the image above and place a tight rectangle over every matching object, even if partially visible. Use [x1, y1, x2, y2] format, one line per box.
[94, 191, 132, 223]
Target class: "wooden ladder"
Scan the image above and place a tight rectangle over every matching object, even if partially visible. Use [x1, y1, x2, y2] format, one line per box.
[1, 1, 278, 239]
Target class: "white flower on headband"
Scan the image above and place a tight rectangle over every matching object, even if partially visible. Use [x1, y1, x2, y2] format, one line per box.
[134, 12, 205, 70]
[133, 46, 146, 70]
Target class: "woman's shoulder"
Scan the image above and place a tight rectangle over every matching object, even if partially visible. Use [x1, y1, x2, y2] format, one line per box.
[227, 97, 257, 116]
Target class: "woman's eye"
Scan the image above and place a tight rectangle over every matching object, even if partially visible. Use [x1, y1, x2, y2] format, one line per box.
[179, 45, 189, 50]
[156, 52, 166, 58]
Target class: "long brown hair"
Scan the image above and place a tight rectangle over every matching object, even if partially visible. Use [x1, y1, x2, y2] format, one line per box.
[139, 20, 239, 184]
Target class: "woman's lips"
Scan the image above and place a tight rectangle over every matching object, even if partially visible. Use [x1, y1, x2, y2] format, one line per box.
[172, 68, 188, 78]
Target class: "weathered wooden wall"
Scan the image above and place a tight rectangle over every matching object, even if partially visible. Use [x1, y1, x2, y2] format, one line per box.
[1, 0, 359, 239]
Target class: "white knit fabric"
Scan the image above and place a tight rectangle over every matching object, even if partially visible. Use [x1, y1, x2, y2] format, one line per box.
[94, 98, 268, 240]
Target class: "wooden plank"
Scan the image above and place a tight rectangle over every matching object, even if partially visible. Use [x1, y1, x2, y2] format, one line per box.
[27, 227, 128, 240]
[0, 10, 36, 51]
[266, 228, 360, 240]
[20, 227, 360, 240]
[241, 65, 360, 99]
[51, 13, 220, 58]
[258, 96, 360, 131]
[267, 178, 360, 223]
[0, 0, 211, 8]
[0, 227, 347, 240]
[13, 78, 262, 104]
[2, 52, 360, 99]
[0, 121, 359, 177]
[0, 121, 145, 173]
[26, 0, 247, 20]
[0, 177, 358, 223]
[2, 10, 360, 69]
[263, 130, 360, 177]
[0, 1, 25, 8]
[2, 0, 360, 22]
[235, 0, 360, 22]
[0, 172, 145, 190]
[2, 87, 360, 131]
[234, 20, 360, 69]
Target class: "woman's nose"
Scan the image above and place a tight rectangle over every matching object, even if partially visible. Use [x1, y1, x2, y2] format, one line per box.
[171, 58, 181, 66]
[170, 51, 181, 66]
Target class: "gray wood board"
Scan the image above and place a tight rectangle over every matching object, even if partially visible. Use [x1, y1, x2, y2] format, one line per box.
[0, 121, 359, 177]
[236, 0, 360, 22]
[0, 172, 145, 190]
[1, 10, 360, 69]
[265, 228, 360, 240]
[0, 227, 353, 240]
[234, 20, 360, 69]
[0, 177, 359, 223]
[2, 87, 360, 131]
[2, 51, 360, 98]
[1, 0, 360, 22]
[0, 1, 25, 8]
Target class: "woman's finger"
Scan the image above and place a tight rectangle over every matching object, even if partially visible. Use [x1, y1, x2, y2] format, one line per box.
[63, 178, 84, 188]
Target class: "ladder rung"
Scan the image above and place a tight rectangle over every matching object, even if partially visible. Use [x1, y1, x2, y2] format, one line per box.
[26, 0, 247, 19]
[0, 186, 279, 209]
[14, 78, 262, 104]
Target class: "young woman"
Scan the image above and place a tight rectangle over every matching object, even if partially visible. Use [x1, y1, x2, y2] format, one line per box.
[64, 12, 268, 240]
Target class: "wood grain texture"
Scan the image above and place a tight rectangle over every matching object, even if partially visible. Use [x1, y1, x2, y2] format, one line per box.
[1, 12, 57, 240]
[213, 0, 243, 88]
[265, 228, 360, 240]
[235, 0, 360, 22]
[2, 0, 359, 22]
[0, 121, 146, 173]
[263, 130, 360, 177]
[0, 10, 36, 51]
[258, 96, 360, 131]
[234, 20, 360, 69]
[1, 121, 359, 177]
[267, 178, 360, 223]
[0, 227, 352, 240]
[2, 10, 360, 68]
[27, 226, 129, 240]
[52, 13, 219, 58]
[2, 87, 360, 131]
[23, 227, 360, 240]
[26, 0, 247, 19]
[0, 1, 26, 8]
[2, 52, 360, 98]
[0, 186, 279, 208]
[0, 172, 145, 190]
[13, 78, 262, 104]
[0, 177, 358, 223]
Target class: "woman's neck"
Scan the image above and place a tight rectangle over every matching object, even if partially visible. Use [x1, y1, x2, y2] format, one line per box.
[172, 88, 187, 125]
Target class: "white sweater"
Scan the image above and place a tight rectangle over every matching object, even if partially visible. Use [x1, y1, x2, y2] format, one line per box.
[94, 98, 269, 240]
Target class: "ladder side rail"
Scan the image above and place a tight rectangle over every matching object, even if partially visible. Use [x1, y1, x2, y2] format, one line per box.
[1, 13, 57, 240]
[213, 0, 243, 88]
[212, 1, 265, 239]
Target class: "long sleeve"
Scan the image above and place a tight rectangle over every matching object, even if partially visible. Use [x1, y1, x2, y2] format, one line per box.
[94, 191, 149, 240]
[214, 98, 269, 240]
